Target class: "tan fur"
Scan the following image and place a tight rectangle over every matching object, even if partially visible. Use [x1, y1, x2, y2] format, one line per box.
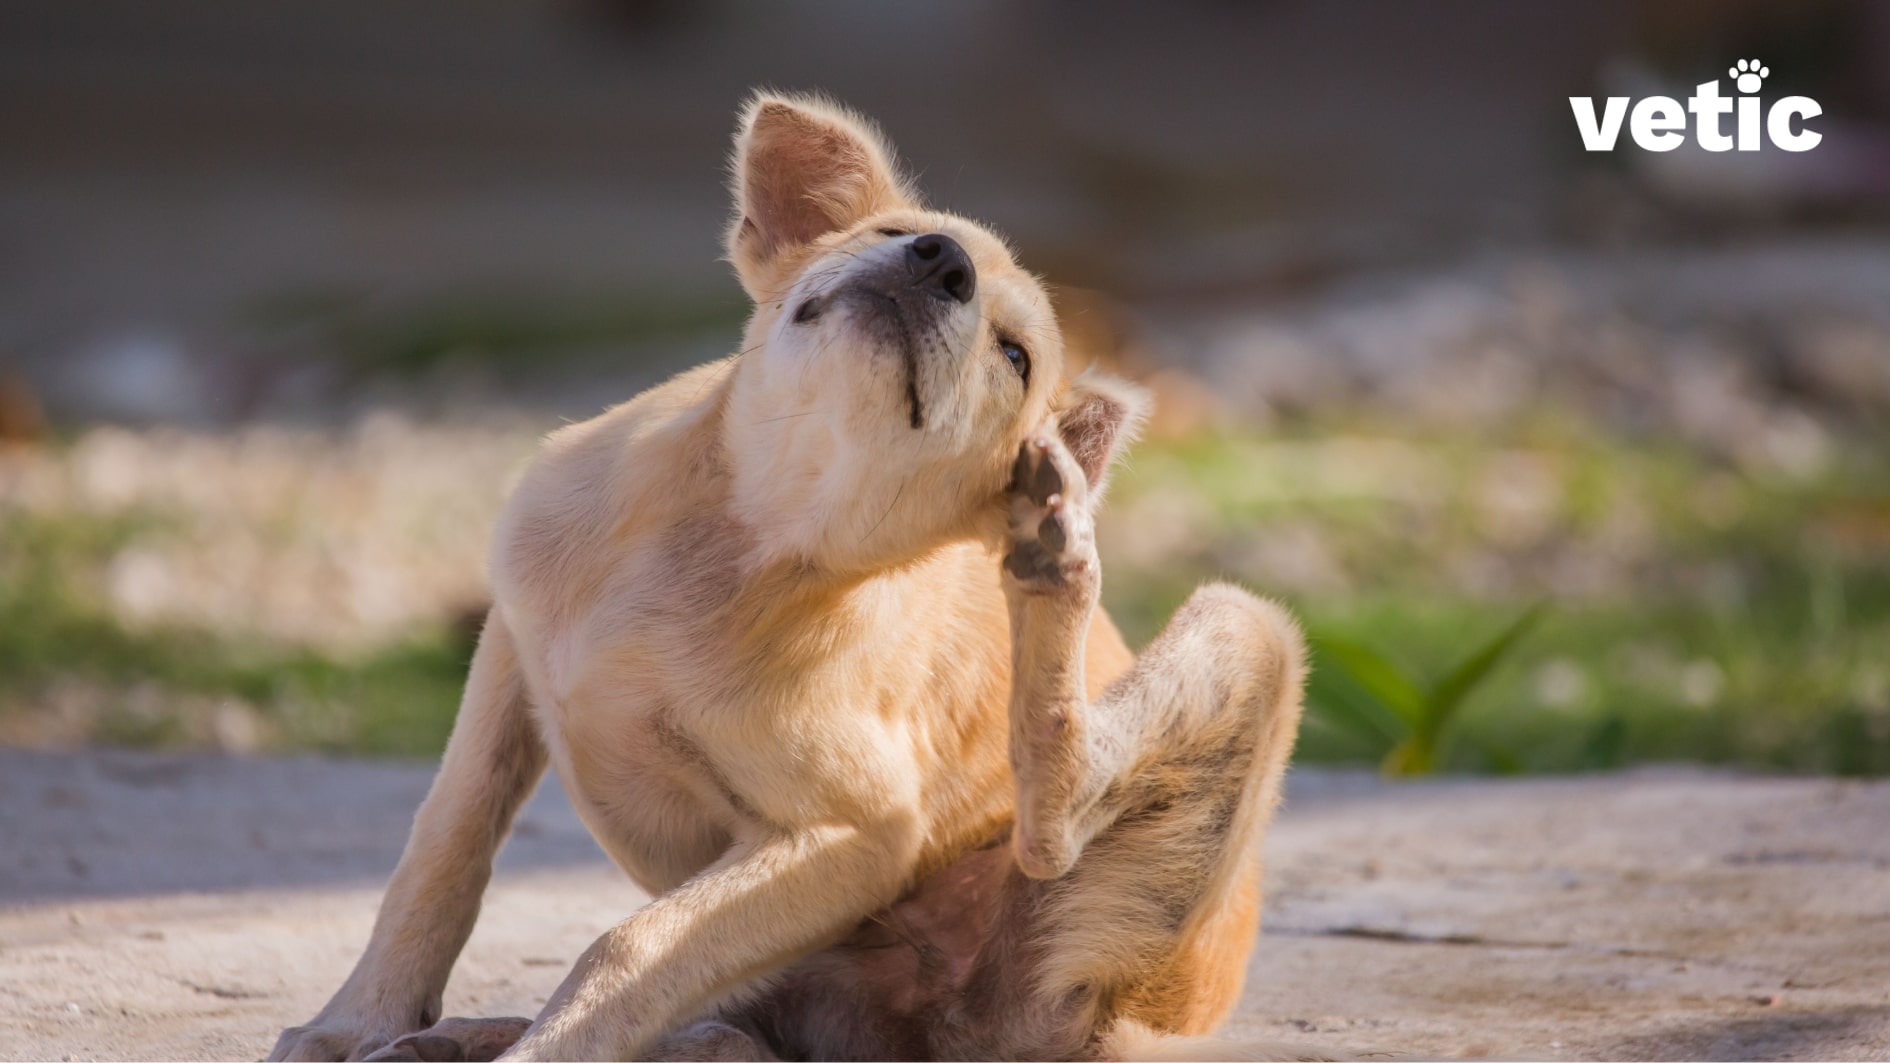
[270, 93, 1305, 1063]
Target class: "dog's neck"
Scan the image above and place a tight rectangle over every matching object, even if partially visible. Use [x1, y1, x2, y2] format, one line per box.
[719, 404, 998, 581]
[724, 467, 991, 584]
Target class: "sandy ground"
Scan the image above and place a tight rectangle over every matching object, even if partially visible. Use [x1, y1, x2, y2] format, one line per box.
[2, 749, 1888, 1062]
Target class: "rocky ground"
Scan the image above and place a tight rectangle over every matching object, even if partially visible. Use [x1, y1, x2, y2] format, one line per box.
[2, 748, 1887, 1061]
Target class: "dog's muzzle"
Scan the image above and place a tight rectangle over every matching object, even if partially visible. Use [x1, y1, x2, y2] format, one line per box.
[902, 233, 976, 304]
[835, 233, 977, 431]
[845, 233, 977, 314]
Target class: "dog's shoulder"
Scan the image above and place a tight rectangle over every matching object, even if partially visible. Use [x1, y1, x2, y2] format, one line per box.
[490, 357, 737, 603]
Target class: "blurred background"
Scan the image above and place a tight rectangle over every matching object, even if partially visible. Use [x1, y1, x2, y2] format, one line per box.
[2, 0, 1887, 774]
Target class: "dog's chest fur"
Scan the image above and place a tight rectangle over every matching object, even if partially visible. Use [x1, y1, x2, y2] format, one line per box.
[486, 365, 1019, 894]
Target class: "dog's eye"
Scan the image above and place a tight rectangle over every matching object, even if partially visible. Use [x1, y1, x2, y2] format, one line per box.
[876, 228, 911, 238]
[1000, 339, 1031, 385]
[792, 298, 822, 324]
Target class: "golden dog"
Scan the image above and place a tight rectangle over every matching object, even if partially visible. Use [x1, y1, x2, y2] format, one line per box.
[270, 93, 1305, 1062]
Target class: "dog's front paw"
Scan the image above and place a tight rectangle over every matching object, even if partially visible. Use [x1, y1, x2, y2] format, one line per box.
[1003, 432, 1097, 595]
[270, 999, 440, 1063]
[360, 1017, 533, 1062]
[269, 1021, 401, 1062]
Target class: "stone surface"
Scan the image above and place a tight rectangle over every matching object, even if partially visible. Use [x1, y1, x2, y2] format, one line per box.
[2, 749, 1887, 1061]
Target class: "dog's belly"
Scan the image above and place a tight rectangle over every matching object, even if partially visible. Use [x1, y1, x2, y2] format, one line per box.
[748, 838, 1095, 1061]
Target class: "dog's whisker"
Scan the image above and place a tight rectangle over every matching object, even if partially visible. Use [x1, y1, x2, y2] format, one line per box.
[751, 410, 816, 427]
[860, 479, 904, 544]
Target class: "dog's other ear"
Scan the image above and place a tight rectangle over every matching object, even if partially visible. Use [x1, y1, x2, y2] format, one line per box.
[1054, 371, 1151, 495]
[727, 92, 914, 299]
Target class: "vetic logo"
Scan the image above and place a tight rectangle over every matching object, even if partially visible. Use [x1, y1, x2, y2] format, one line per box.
[1571, 59, 1822, 153]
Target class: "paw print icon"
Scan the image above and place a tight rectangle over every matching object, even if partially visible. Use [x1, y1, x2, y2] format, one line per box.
[1731, 59, 1769, 93]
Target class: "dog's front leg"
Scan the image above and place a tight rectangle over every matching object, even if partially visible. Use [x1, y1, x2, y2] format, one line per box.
[271, 611, 547, 1061]
[502, 819, 915, 1061]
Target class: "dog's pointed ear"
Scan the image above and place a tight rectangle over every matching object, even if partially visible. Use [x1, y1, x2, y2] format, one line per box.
[1054, 371, 1151, 495]
[726, 93, 914, 299]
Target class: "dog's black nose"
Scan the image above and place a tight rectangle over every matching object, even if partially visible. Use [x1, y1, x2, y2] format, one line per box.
[906, 233, 976, 304]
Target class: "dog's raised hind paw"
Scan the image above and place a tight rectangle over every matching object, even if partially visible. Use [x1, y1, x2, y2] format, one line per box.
[1003, 432, 1097, 594]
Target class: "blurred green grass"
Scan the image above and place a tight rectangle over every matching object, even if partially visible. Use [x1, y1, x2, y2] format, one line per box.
[0, 509, 476, 756]
[3, 409, 1886, 771]
[1102, 417, 1890, 776]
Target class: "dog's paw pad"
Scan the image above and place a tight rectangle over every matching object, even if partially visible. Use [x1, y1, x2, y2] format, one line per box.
[1039, 495, 1068, 554]
[1004, 435, 1095, 592]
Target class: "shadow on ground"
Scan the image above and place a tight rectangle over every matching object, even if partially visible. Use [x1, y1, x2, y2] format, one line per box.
[0, 747, 603, 902]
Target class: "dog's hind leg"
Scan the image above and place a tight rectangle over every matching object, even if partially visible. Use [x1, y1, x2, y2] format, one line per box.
[997, 431, 1307, 1053]
[686, 429, 1308, 1062]
[1002, 432, 1303, 887]
[271, 611, 548, 1062]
